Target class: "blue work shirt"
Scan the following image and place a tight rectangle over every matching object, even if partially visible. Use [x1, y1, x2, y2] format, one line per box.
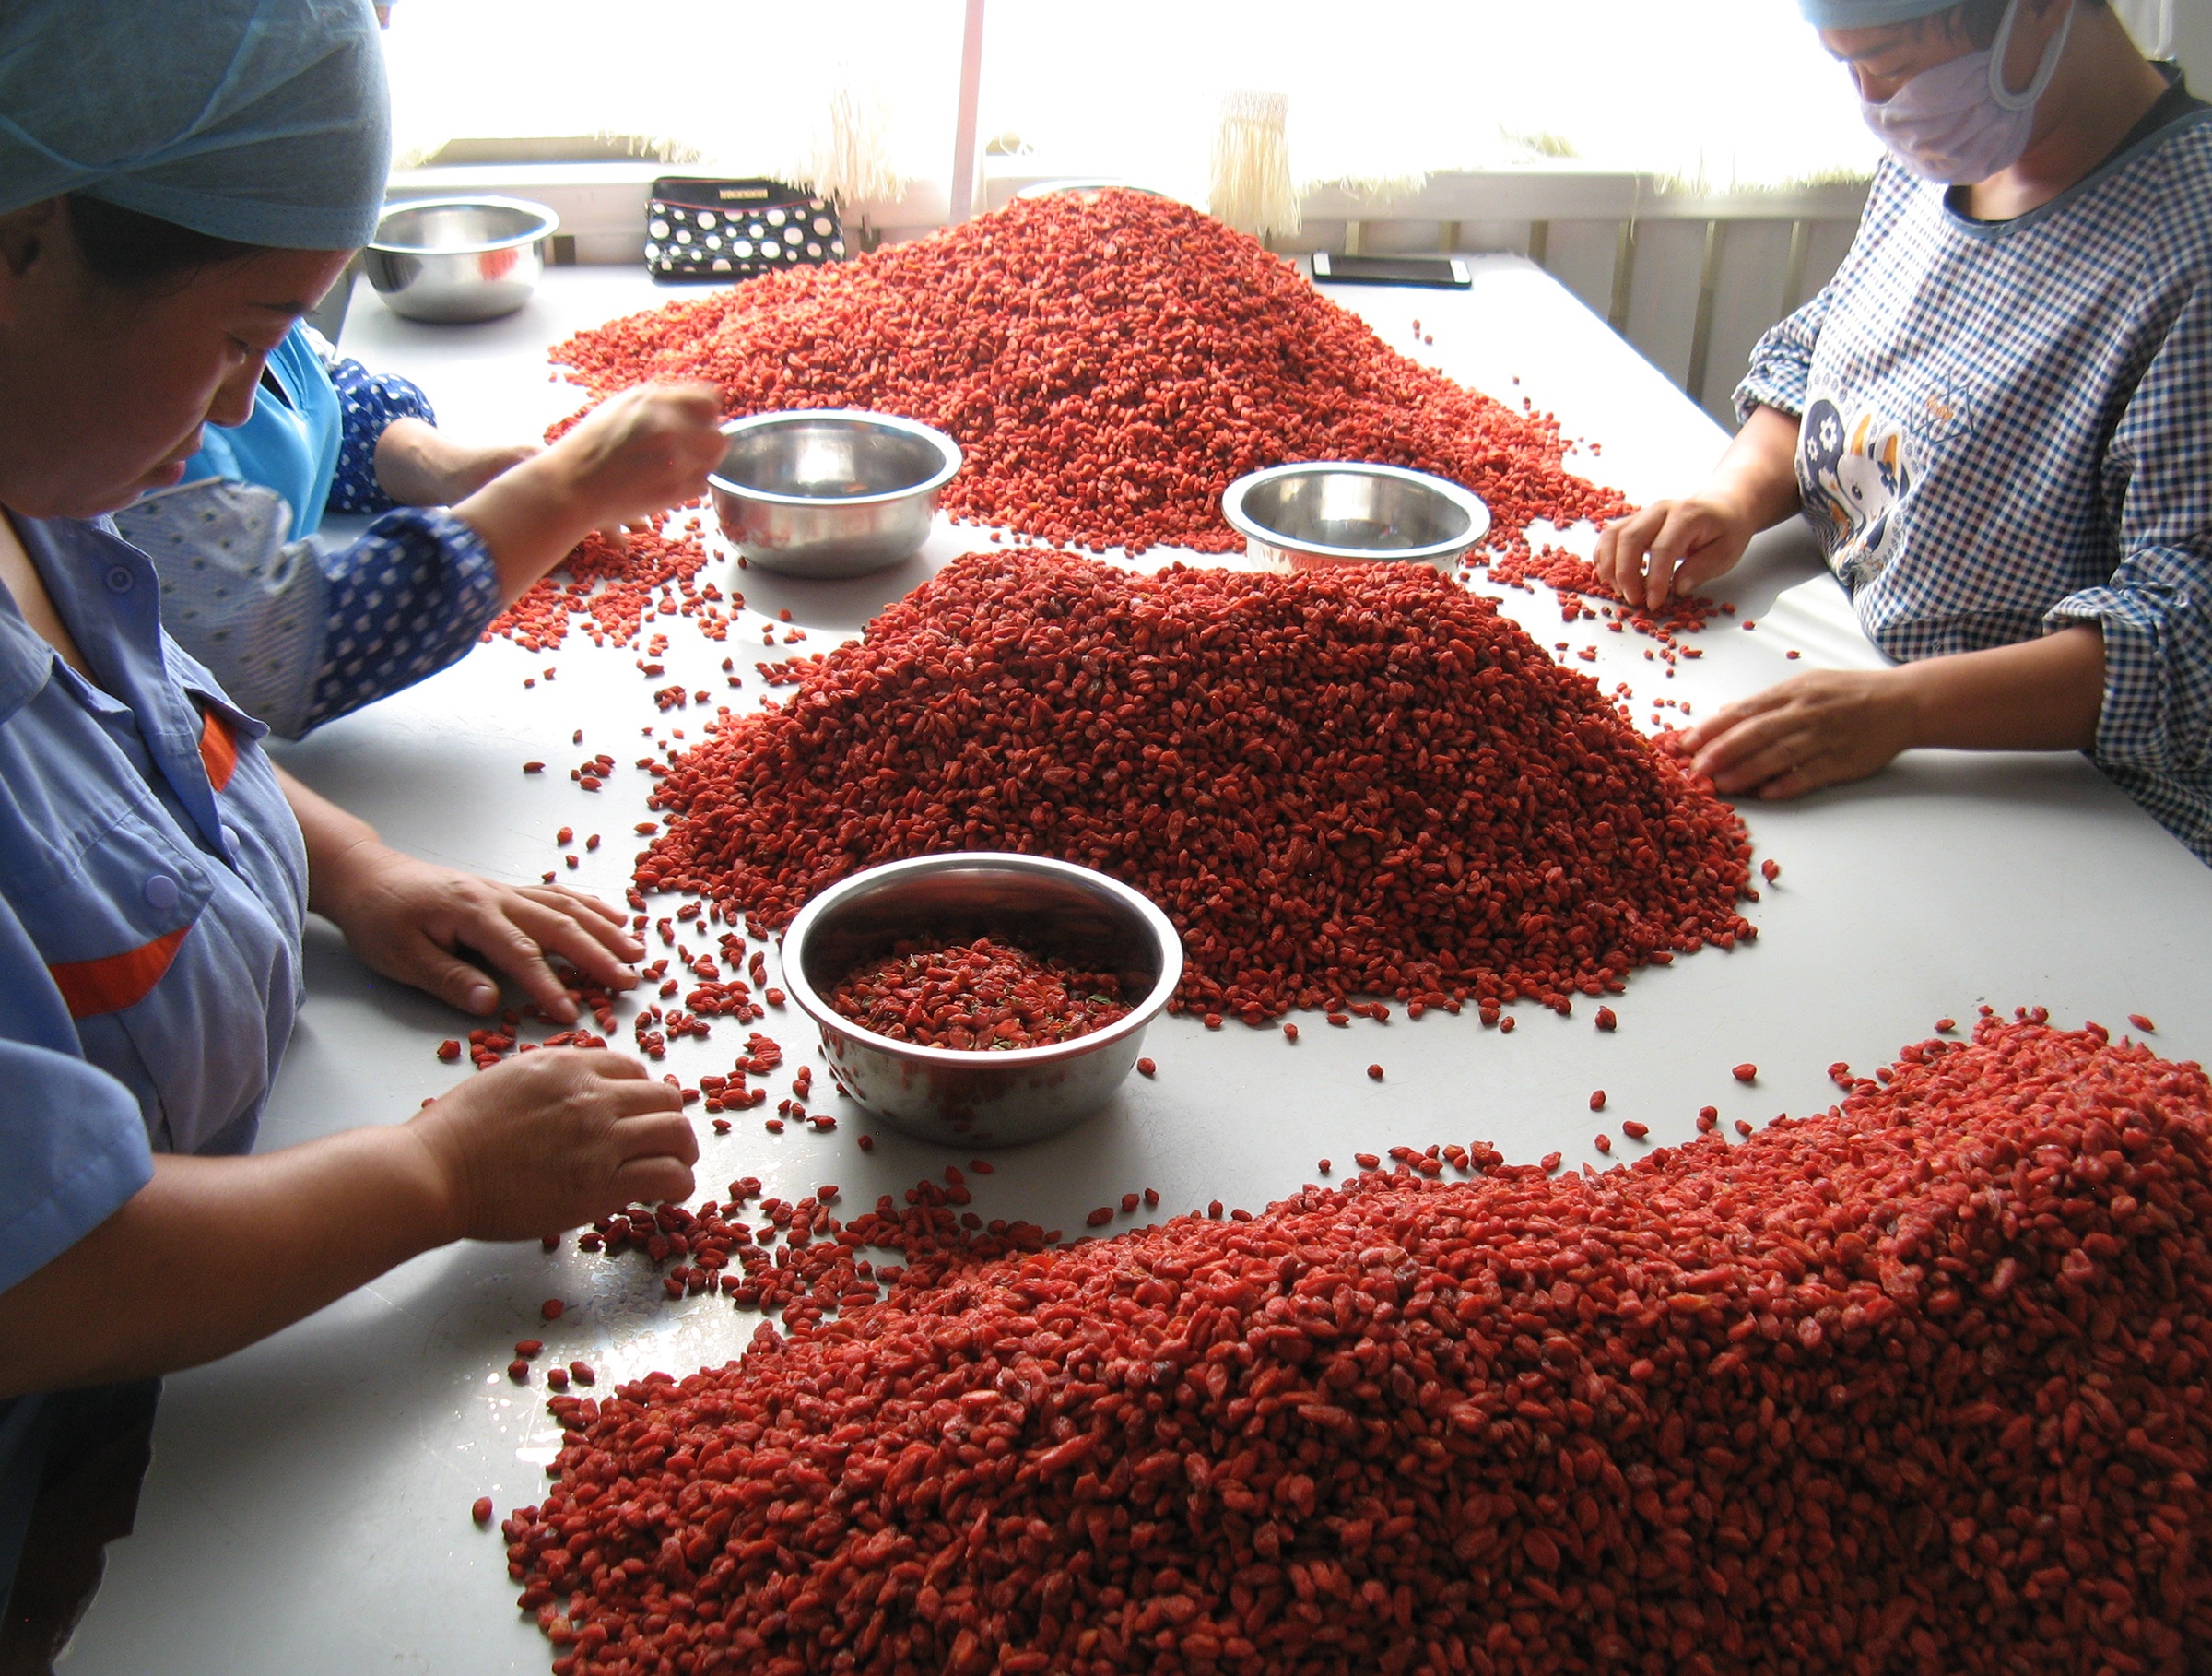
[178, 323, 343, 542]
[0, 511, 308, 1593]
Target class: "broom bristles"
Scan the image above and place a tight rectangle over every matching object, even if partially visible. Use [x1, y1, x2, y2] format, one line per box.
[1209, 89, 1300, 239]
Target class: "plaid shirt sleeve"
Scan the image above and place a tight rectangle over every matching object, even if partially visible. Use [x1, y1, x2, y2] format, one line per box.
[2045, 278, 2212, 785]
[1734, 281, 1834, 424]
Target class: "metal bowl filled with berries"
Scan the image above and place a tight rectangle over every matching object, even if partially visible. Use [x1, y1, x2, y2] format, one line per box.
[780, 853, 1182, 1146]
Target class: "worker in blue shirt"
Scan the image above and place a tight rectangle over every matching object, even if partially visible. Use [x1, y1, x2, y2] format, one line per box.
[0, 0, 726, 1643]
[1594, 0, 2212, 864]
[109, 307, 667, 738]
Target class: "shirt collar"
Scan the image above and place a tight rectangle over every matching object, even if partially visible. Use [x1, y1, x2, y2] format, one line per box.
[9, 513, 231, 853]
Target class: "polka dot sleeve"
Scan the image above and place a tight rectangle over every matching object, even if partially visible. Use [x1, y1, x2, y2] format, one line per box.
[303, 507, 500, 731]
[324, 356, 438, 517]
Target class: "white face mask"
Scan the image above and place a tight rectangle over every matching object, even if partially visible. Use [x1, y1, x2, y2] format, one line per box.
[1858, 0, 2073, 184]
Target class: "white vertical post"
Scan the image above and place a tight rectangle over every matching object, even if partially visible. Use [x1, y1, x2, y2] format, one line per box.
[947, 0, 987, 223]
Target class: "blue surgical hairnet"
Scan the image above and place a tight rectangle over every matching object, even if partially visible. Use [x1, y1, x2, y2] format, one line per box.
[1798, 0, 1969, 24]
[0, 0, 390, 250]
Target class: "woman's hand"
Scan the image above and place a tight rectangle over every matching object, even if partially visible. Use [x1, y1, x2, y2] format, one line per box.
[1594, 404, 1807, 611]
[536, 383, 727, 530]
[1681, 668, 1920, 798]
[0, 1050, 695, 1393]
[1678, 626, 2107, 800]
[453, 383, 726, 604]
[1594, 490, 1761, 612]
[373, 417, 538, 507]
[408, 1049, 695, 1241]
[313, 843, 641, 1021]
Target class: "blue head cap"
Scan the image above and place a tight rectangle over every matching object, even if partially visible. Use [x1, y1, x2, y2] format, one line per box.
[1798, 0, 1966, 24]
[0, 0, 390, 249]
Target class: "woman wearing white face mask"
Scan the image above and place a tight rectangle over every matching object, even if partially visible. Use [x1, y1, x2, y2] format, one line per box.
[1594, 0, 2212, 863]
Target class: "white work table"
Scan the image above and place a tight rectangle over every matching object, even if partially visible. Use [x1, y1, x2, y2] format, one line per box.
[65, 258, 2212, 1674]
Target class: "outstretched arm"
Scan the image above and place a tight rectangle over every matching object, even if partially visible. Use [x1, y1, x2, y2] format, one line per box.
[1682, 624, 2104, 799]
[0, 1048, 694, 1398]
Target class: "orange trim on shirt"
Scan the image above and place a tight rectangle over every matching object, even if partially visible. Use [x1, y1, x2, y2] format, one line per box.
[198, 706, 238, 793]
[47, 924, 192, 1020]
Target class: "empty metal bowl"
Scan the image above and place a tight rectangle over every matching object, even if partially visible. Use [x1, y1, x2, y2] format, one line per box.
[364, 196, 559, 324]
[782, 853, 1183, 1147]
[709, 410, 961, 578]
[1221, 461, 1490, 573]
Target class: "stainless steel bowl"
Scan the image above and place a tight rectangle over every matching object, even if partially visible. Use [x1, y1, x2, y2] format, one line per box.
[364, 196, 559, 324]
[1012, 179, 1172, 200]
[1221, 461, 1491, 573]
[709, 410, 961, 578]
[782, 854, 1183, 1147]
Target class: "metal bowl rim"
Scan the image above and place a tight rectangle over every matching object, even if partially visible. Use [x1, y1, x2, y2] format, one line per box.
[708, 410, 963, 508]
[1220, 460, 1492, 562]
[1012, 179, 1175, 200]
[369, 195, 562, 255]
[781, 852, 1184, 1068]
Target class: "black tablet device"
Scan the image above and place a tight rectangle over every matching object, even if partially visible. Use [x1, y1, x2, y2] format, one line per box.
[1310, 254, 1472, 289]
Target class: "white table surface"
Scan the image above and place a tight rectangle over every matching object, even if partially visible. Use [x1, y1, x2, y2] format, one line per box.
[65, 259, 2212, 1673]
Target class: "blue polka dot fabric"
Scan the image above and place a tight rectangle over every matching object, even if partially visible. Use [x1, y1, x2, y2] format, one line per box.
[304, 505, 498, 732]
[115, 479, 497, 738]
[324, 355, 437, 516]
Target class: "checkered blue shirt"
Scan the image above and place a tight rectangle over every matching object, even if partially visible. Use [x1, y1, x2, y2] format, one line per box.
[1737, 109, 2212, 865]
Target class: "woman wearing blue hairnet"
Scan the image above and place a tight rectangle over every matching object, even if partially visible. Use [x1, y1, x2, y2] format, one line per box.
[1594, 0, 2212, 864]
[103, 0, 643, 740]
[0, 0, 721, 1649]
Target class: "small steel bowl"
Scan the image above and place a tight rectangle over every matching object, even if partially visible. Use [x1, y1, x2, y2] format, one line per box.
[782, 854, 1183, 1147]
[1012, 179, 1172, 200]
[1221, 461, 1490, 573]
[364, 196, 559, 324]
[709, 410, 962, 578]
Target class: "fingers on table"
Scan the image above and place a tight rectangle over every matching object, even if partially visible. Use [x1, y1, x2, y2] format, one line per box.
[614, 1154, 697, 1206]
[1594, 507, 1658, 599]
[1691, 700, 1806, 795]
[419, 945, 501, 1015]
[523, 884, 637, 939]
[1641, 505, 1722, 611]
[509, 894, 641, 995]
[458, 901, 579, 1020]
[614, 1107, 700, 1165]
[570, 1049, 662, 1087]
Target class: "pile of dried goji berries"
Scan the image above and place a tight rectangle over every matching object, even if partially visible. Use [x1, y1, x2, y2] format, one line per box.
[640, 551, 1754, 1021]
[549, 190, 1627, 557]
[828, 937, 1132, 1050]
[502, 1013, 2210, 1674]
